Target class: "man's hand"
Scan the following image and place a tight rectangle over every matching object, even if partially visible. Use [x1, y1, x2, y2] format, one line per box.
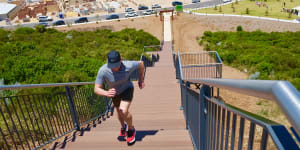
[138, 80, 145, 89]
[106, 88, 116, 97]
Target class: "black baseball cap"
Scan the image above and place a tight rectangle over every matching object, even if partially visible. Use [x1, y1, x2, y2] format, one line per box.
[107, 50, 121, 68]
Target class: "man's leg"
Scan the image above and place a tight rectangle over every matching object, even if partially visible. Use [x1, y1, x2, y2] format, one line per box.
[112, 96, 127, 136]
[119, 100, 136, 144]
[118, 87, 135, 144]
[115, 107, 125, 127]
[119, 101, 133, 129]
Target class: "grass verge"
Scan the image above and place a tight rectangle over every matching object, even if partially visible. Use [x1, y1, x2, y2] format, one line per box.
[192, 0, 300, 20]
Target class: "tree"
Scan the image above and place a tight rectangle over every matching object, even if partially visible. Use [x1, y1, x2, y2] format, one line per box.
[246, 8, 250, 14]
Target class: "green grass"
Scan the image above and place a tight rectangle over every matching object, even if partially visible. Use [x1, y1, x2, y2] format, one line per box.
[192, 0, 300, 20]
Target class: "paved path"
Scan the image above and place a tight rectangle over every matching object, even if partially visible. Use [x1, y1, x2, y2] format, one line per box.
[58, 11, 193, 150]
[164, 13, 172, 41]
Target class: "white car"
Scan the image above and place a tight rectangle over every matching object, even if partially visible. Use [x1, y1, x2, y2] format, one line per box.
[125, 7, 135, 12]
[125, 11, 138, 17]
[143, 10, 152, 15]
[152, 4, 161, 9]
[38, 16, 53, 22]
[222, 0, 231, 3]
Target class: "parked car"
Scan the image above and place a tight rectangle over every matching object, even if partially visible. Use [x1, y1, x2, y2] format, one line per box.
[138, 5, 149, 10]
[106, 14, 119, 20]
[38, 16, 53, 22]
[150, 9, 156, 14]
[143, 10, 153, 15]
[23, 18, 30, 22]
[192, 0, 200, 3]
[152, 4, 161, 9]
[52, 20, 65, 26]
[125, 11, 138, 17]
[172, 1, 183, 6]
[222, 0, 231, 2]
[75, 17, 88, 23]
[125, 7, 135, 12]
[37, 22, 49, 27]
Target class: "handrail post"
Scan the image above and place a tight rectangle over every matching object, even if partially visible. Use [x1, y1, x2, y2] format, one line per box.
[185, 82, 190, 130]
[179, 79, 184, 110]
[65, 86, 80, 131]
[199, 84, 211, 150]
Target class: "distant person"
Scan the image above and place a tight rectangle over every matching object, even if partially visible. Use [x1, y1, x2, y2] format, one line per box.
[94, 50, 145, 145]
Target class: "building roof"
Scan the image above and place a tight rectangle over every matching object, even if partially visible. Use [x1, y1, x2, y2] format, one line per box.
[0, 3, 17, 14]
[109, 1, 120, 8]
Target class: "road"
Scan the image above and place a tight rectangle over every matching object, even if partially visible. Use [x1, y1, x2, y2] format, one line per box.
[1, 0, 223, 29]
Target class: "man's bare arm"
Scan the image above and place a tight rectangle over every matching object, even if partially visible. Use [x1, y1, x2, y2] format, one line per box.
[94, 83, 116, 97]
[138, 61, 145, 89]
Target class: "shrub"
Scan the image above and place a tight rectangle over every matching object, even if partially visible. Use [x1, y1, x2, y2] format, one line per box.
[35, 25, 46, 33]
[0, 28, 160, 85]
[246, 8, 250, 14]
[237, 25, 243, 31]
[200, 30, 300, 90]
[15, 27, 35, 34]
[265, 9, 269, 16]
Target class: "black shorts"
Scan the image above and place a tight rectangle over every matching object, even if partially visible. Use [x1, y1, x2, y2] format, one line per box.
[112, 87, 134, 107]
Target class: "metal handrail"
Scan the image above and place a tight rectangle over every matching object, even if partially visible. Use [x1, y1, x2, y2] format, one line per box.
[179, 51, 223, 64]
[177, 51, 222, 80]
[177, 51, 184, 80]
[0, 83, 112, 150]
[143, 45, 161, 53]
[182, 63, 223, 67]
[186, 78, 300, 136]
[0, 82, 94, 90]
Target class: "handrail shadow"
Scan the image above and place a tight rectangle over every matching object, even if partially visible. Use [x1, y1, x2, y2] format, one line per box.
[52, 113, 112, 150]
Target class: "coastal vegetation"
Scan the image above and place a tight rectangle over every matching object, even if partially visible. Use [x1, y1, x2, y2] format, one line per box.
[199, 29, 300, 90]
[0, 27, 160, 86]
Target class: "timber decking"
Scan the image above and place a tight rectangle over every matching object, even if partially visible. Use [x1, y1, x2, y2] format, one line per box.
[58, 41, 194, 150]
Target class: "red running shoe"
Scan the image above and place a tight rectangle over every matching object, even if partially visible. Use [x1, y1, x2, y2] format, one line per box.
[120, 124, 127, 137]
[127, 128, 136, 144]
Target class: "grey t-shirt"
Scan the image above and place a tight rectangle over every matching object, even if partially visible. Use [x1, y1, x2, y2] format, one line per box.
[95, 61, 139, 95]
